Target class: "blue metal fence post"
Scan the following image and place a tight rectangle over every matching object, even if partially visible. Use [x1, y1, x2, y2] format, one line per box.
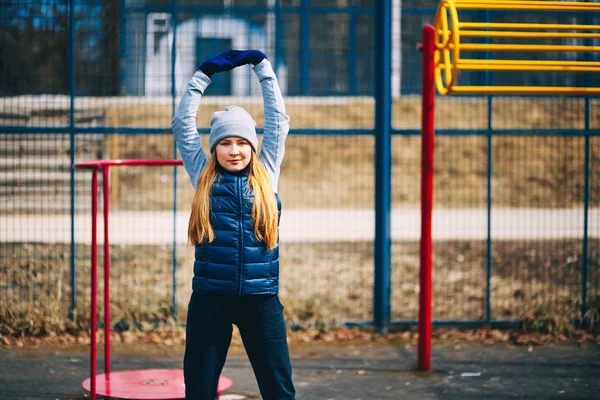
[348, 10, 357, 95]
[69, 0, 77, 320]
[274, 0, 282, 71]
[170, 0, 179, 322]
[582, 99, 590, 323]
[581, 11, 592, 326]
[374, 0, 392, 334]
[119, 0, 126, 94]
[300, 0, 310, 95]
[483, 9, 493, 323]
[486, 99, 493, 323]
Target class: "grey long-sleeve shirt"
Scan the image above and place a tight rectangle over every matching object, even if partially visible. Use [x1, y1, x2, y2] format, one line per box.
[172, 59, 290, 194]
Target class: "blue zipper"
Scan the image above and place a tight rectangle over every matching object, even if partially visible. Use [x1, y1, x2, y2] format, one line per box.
[237, 177, 243, 296]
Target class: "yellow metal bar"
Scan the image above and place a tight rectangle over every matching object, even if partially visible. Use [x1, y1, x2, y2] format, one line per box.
[434, 0, 600, 96]
[449, 86, 600, 95]
[460, 59, 600, 68]
[454, 3, 600, 12]
[453, 0, 600, 5]
[460, 22, 600, 31]
[453, 0, 600, 4]
[459, 30, 600, 39]
[445, 63, 600, 72]
[452, 0, 600, 9]
[457, 43, 600, 53]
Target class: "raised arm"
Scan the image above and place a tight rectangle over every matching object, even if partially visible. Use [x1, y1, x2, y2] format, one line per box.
[172, 71, 211, 190]
[254, 59, 290, 194]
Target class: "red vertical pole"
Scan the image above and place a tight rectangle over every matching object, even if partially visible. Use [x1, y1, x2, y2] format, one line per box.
[90, 169, 98, 399]
[419, 24, 436, 372]
[103, 167, 111, 376]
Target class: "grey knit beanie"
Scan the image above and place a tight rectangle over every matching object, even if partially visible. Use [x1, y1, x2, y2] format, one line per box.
[208, 105, 258, 153]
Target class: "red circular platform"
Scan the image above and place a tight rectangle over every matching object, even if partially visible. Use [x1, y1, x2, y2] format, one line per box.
[82, 369, 232, 399]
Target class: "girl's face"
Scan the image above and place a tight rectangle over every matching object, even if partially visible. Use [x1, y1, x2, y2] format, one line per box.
[215, 136, 252, 172]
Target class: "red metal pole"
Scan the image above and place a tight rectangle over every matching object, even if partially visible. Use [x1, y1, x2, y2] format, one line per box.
[103, 166, 111, 376]
[72, 159, 187, 398]
[419, 24, 436, 372]
[90, 169, 98, 399]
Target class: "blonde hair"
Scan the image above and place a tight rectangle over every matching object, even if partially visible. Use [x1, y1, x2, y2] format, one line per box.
[188, 151, 279, 250]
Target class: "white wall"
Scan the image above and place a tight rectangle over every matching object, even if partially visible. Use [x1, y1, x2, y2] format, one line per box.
[145, 13, 268, 97]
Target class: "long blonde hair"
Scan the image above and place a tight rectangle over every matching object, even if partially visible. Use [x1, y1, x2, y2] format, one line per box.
[188, 151, 279, 250]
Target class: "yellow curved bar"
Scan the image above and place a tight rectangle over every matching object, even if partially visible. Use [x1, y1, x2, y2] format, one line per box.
[433, 0, 600, 95]
[434, 0, 461, 95]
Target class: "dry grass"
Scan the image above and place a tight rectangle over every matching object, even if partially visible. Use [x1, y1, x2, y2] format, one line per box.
[2, 239, 598, 335]
[104, 96, 600, 130]
[99, 96, 600, 210]
[102, 134, 599, 210]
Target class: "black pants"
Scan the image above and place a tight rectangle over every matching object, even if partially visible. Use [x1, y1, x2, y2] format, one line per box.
[184, 292, 296, 400]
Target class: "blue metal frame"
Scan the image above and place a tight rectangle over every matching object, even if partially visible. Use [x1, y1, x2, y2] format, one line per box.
[483, 10, 493, 323]
[39, 1, 596, 329]
[170, 0, 179, 323]
[374, 0, 392, 334]
[486, 97, 493, 323]
[348, 12, 357, 95]
[119, 0, 126, 95]
[582, 99, 591, 323]
[6, 127, 600, 137]
[581, 11, 593, 325]
[69, 0, 76, 320]
[126, 5, 374, 14]
[300, 0, 311, 95]
[274, 0, 283, 72]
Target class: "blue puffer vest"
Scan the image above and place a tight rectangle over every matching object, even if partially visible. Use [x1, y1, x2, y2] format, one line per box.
[193, 168, 281, 296]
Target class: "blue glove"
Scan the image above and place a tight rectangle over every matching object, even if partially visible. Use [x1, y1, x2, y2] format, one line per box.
[198, 51, 236, 77]
[224, 50, 267, 67]
[198, 50, 267, 77]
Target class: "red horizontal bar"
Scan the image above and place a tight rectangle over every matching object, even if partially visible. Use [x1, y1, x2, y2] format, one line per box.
[74, 159, 183, 169]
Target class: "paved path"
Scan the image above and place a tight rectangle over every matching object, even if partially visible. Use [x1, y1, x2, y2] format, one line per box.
[2, 208, 598, 245]
[0, 341, 599, 399]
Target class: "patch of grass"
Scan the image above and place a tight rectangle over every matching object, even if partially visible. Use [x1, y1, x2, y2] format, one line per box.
[521, 305, 574, 336]
[0, 301, 82, 337]
[1, 239, 597, 335]
[583, 297, 600, 332]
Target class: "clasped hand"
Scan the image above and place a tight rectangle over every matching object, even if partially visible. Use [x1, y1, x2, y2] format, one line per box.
[199, 50, 267, 77]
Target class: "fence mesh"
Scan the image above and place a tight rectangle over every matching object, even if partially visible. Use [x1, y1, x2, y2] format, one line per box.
[1, 1, 598, 334]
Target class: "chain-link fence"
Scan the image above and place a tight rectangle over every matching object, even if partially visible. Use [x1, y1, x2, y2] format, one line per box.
[1, 0, 598, 334]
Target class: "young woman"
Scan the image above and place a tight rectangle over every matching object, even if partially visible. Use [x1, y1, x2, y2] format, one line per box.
[172, 50, 295, 400]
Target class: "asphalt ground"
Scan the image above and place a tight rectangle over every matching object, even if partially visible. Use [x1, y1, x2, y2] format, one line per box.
[1, 339, 599, 400]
